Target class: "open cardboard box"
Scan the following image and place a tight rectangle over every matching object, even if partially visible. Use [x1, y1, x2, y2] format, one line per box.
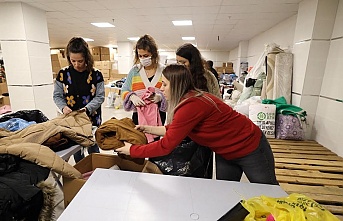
[63, 153, 146, 207]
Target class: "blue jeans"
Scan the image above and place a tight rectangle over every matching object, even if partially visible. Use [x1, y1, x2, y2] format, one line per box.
[73, 143, 100, 163]
[215, 133, 279, 185]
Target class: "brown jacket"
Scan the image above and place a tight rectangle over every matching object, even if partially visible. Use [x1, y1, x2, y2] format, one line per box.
[95, 117, 147, 150]
[0, 111, 94, 178]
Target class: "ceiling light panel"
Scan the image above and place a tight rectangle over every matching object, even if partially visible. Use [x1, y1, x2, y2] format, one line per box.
[182, 37, 195, 40]
[91, 22, 115, 28]
[172, 20, 192, 26]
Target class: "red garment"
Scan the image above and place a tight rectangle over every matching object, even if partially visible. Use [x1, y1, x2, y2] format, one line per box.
[131, 91, 261, 160]
[137, 87, 162, 142]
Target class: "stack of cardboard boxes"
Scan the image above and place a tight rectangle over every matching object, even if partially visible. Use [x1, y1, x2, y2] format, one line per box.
[51, 53, 69, 79]
[216, 62, 234, 75]
[93, 60, 120, 82]
[91, 46, 110, 61]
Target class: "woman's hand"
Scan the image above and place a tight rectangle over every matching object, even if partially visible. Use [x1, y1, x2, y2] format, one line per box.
[135, 125, 150, 134]
[135, 125, 166, 136]
[130, 94, 145, 106]
[116, 142, 132, 155]
[151, 93, 162, 103]
[62, 106, 72, 114]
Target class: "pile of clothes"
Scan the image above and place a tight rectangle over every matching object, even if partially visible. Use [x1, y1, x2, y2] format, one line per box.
[0, 110, 94, 220]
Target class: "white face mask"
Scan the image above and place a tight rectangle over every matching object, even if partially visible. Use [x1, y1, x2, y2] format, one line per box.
[140, 57, 152, 67]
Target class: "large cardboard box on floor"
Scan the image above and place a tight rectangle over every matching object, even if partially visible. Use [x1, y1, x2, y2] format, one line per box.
[63, 153, 147, 207]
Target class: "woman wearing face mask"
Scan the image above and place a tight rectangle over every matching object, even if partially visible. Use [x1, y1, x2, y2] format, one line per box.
[121, 34, 167, 129]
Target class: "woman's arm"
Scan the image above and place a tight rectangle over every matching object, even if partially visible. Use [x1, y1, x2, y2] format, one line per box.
[84, 81, 105, 114]
[53, 81, 67, 112]
[121, 67, 136, 100]
[135, 125, 166, 136]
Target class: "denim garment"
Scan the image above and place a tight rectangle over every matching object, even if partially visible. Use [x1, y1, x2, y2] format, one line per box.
[215, 133, 279, 185]
[0, 118, 36, 132]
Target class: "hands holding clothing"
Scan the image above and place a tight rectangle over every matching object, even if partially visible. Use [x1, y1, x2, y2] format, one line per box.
[130, 94, 145, 106]
[116, 141, 132, 155]
[62, 106, 73, 114]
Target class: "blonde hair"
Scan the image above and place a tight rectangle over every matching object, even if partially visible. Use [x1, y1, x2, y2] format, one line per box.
[162, 64, 201, 123]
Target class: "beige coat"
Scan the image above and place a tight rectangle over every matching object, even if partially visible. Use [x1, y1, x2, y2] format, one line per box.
[204, 70, 221, 98]
[0, 111, 94, 178]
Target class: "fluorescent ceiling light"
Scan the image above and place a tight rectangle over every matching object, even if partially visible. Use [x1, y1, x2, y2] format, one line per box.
[83, 38, 94, 42]
[172, 20, 192, 26]
[158, 49, 166, 52]
[182, 37, 195, 41]
[91, 22, 115, 28]
[127, 37, 140, 41]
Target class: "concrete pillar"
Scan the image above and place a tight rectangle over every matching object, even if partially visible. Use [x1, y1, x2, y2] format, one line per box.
[116, 41, 133, 74]
[236, 41, 249, 77]
[0, 2, 56, 119]
[292, 0, 338, 138]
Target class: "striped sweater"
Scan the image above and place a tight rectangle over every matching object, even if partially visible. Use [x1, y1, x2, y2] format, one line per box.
[121, 63, 167, 112]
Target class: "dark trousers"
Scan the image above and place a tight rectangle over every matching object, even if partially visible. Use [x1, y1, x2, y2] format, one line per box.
[73, 143, 100, 163]
[215, 134, 279, 185]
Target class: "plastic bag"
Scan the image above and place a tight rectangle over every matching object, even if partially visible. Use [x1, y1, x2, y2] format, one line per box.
[149, 138, 212, 178]
[242, 193, 339, 221]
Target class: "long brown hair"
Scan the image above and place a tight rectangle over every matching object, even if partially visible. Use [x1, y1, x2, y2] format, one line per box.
[134, 34, 159, 69]
[176, 43, 208, 91]
[66, 37, 94, 73]
[162, 64, 202, 123]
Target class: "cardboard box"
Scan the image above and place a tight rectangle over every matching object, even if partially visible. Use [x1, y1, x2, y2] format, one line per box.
[94, 61, 102, 69]
[101, 69, 110, 78]
[0, 82, 8, 94]
[91, 47, 100, 55]
[3, 96, 10, 105]
[102, 61, 113, 69]
[100, 47, 110, 55]
[50, 54, 59, 61]
[59, 59, 69, 68]
[223, 62, 233, 67]
[93, 55, 100, 61]
[100, 54, 110, 61]
[63, 153, 146, 207]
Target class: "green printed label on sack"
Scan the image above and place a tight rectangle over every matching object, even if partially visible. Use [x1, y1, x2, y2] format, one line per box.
[249, 104, 276, 138]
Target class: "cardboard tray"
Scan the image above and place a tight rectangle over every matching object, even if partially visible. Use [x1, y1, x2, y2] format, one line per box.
[63, 153, 146, 207]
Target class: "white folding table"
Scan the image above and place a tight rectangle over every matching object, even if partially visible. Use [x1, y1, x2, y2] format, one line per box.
[53, 144, 82, 188]
[58, 168, 287, 220]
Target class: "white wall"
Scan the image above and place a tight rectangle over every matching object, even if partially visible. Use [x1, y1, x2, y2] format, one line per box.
[159, 50, 230, 69]
[228, 15, 297, 69]
[312, 0, 343, 157]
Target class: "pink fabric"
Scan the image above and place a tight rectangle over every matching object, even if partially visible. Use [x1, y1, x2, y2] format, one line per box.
[0, 105, 12, 115]
[137, 87, 162, 143]
[82, 170, 95, 180]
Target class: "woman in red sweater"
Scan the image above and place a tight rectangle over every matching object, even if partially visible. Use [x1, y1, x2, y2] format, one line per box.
[117, 64, 278, 185]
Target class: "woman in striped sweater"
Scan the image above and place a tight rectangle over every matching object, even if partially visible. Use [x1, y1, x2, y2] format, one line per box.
[121, 34, 167, 127]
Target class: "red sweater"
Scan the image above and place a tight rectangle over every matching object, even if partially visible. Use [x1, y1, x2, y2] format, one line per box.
[130, 92, 262, 160]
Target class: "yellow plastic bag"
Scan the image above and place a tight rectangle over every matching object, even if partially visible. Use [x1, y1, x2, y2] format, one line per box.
[241, 193, 339, 221]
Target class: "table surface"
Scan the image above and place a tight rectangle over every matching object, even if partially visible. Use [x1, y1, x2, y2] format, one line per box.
[58, 168, 287, 221]
[56, 144, 82, 161]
